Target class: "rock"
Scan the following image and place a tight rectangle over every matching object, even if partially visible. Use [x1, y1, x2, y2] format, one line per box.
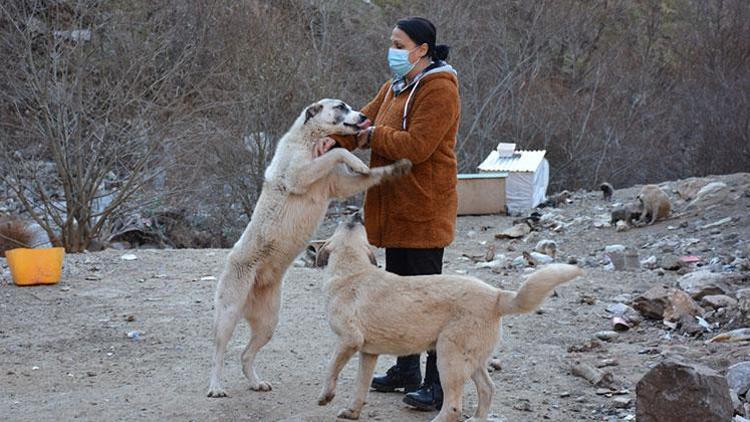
[534, 239, 557, 257]
[613, 397, 632, 409]
[701, 217, 733, 230]
[529, 251, 554, 264]
[495, 223, 531, 239]
[512, 256, 528, 267]
[120, 253, 138, 261]
[636, 360, 733, 422]
[641, 255, 658, 270]
[615, 220, 629, 232]
[606, 245, 640, 271]
[688, 181, 729, 208]
[632, 286, 703, 322]
[676, 178, 709, 201]
[571, 361, 614, 388]
[595, 331, 619, 341]
[663, 289, 704, 322]
[110, 241, 131, 250]
[605, 244, 626, 254]
[633, 285, 672, 319]
[727, 362, 750, 396]
[660, 254, 685, 271]
[700, 295, 738, 310]
[707, 328, 750, 343]
[488, 358, 503, 371]
[677, 271, 731, 300]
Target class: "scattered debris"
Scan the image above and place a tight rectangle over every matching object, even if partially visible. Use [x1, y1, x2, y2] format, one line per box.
[495, 223, 531, 239]
[534, 239, 557, 257]
[595, 331, 619, 342]
[570, 361, 615, 388]
[706, 328, 750, 344]
[120, 253, 138, 261]
[660, 254, 685, 271]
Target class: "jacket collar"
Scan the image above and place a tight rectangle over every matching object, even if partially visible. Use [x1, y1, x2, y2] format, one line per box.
[391, 60, 457, 96]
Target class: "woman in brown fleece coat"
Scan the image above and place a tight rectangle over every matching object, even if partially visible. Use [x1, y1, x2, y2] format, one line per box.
[316, 16, 460, 412]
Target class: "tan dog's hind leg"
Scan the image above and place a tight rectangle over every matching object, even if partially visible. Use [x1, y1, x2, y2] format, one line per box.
[240, 276, 282, 391]
[207, 265, 254, 397]
[467, 367, 494, 422]
[337, 352, 378, 420]
[432, 339, 472, 422]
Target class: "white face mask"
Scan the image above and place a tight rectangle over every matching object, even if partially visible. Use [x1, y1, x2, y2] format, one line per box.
[388, 46, 418, 79]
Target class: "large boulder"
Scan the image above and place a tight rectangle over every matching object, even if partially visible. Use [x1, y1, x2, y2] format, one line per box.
[688, 181, 729, 208]
[677, 271, 731, 300]
[676, 177, 709, 201]
[727, 362, 750, 396]
[633, 286, 703, 321]
[636, 360, 733, 422]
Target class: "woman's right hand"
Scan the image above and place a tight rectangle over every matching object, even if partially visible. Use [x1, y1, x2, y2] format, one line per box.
[313, 137, 337, 158]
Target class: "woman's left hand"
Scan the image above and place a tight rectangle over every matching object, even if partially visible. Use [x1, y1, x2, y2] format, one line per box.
[356, 127, 372, 149]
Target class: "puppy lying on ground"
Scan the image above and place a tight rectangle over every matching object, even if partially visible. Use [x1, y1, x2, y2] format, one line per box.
[317, 213, 584, 422]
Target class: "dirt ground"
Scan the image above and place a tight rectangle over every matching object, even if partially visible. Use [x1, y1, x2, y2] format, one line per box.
[2, 174, 750, 421]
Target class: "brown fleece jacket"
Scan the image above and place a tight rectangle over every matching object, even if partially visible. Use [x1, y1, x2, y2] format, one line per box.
[334, 70, 460, 248]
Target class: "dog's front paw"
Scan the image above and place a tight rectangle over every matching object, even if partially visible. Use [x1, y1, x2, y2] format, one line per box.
[390, 159, 412, 177]
[207, 387, 228, 398]
[337, 408, 360, 420]
[318, 390, 335, 406]
[350, 162, 370, 175]
[249, 380, 272, 392]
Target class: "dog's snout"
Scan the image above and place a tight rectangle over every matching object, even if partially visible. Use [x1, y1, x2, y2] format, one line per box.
[358, 113, 367, 123]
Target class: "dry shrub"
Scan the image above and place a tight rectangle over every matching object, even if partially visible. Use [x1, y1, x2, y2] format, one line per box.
[0, 217, 34, 256]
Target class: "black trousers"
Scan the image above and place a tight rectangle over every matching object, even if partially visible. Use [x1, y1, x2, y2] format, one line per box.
[385, 247, 444, 386]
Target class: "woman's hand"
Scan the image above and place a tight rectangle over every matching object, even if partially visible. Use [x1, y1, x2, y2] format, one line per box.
[313, 137, 337, 158]
[356, 127, 373, 149]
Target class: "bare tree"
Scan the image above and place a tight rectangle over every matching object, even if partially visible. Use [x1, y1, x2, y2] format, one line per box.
[0, 1, 210, 251]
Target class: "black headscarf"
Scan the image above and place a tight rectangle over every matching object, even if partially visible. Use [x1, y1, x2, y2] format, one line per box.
[395, 17, 450, 61]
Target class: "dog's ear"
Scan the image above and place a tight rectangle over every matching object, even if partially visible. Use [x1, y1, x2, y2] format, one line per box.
[305, 103, 323, 124]
[316, 241, 332, 267]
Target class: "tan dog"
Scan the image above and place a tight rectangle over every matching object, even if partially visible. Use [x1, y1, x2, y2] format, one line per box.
[636, 184, 671, 225]
[317, 214, 584, 421]
[207, 99, 412, 398]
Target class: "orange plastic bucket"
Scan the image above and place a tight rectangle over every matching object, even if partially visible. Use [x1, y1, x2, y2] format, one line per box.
[5, 247, 65, 286]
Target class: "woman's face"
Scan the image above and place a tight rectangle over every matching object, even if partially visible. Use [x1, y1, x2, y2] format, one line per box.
[390, 27, 428, 64]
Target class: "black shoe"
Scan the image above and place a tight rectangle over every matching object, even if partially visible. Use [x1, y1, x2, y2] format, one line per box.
[371, 364, 422, 393]
[403, 382, 443, 411]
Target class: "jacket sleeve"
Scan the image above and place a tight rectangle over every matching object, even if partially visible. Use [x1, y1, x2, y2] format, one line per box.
[370, 78, 459, 165]
[330, 81, 391, 151]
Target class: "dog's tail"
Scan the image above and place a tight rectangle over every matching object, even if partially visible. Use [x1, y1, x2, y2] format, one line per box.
[496, 264, 583, 315]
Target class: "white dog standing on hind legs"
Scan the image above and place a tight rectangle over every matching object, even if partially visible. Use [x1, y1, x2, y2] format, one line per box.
[317, 213, 584, 421]
[207, 99, 412, 398]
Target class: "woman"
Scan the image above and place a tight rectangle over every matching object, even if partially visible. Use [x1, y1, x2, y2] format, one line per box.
[316, 16, 459, 411]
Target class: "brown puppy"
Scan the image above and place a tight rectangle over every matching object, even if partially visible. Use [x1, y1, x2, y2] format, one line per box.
[610, 203, 641, 225]
[600, 182, 614, 201]
[317, 213, 584, 422]
[637, 184, 671, 225]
